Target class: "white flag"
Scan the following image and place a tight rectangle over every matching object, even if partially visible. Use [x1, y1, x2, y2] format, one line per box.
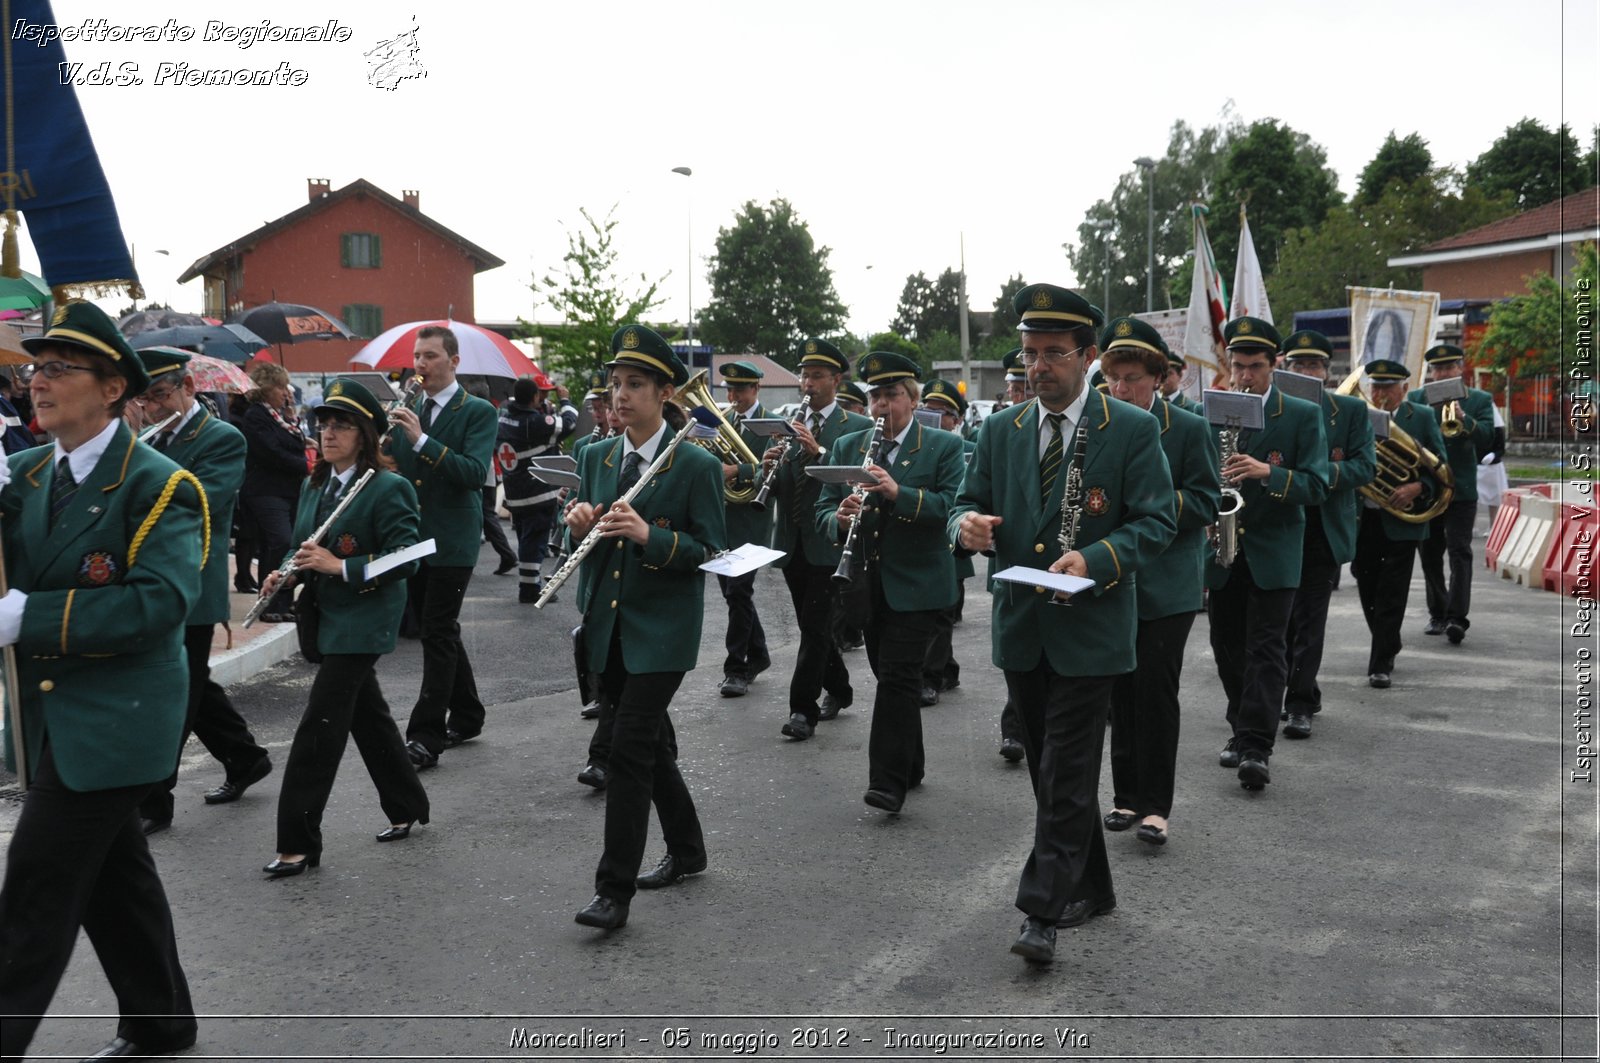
[1229, 206, 1273, 325]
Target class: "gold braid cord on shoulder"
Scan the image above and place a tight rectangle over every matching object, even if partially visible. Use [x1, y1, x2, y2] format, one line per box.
[128, 469, 210, 570]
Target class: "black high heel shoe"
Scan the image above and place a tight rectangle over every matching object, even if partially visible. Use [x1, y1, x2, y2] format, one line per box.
[375, 822, 414, 842]
[262, 854, 319, 877]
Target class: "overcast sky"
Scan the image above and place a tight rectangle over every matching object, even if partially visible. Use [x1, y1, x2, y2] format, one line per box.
[27, 0, 1600, 337]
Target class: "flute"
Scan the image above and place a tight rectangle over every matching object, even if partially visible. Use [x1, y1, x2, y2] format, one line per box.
[243, 468, 377, 627]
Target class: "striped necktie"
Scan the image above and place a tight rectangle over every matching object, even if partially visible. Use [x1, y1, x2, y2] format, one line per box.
[1039, 413, 1065, 501]
[316, 478, 344, 523]
[50, 457, 78, 528]
[618, 452, 643, 494]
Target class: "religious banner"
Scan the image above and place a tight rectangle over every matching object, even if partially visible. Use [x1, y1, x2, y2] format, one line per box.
[1347, 286, 1441, 385]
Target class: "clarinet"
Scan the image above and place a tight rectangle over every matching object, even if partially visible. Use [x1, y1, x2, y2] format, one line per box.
[751, 396, 811, 512]
[1048, 416, 1090, 607]
[832, 417, 886, 584]
[243, 468, 378, 627]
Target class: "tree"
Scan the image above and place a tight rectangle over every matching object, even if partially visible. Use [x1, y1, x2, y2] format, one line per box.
[987, 273, 1027, 338]
[1355, 131, 1433, 206]
[699, 198, 848, 364]
[1466, 118, 1590, 209]
[864, 330, 922, 366]
[1473, 241, 1598, 380]
[524, 205, 665, 389]
[1210, 118, 1343, 279]
[890, 268, 962, 342]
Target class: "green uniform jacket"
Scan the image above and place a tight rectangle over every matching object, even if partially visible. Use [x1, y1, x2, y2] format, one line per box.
[287, 469, 421, 656]
[575, 433, 727, 673]
[816, 422, 965, 612]
[955, 438, 977, 580]
[770, 404, 872, 567]
[724, 402, 775, 550]
[1315, 390, 1378, 566]
[949, 393, 1177, 677]
[1138, 399, 1222, 620]
[1405, 384, 1494, 503]
[1205, 386, 1330, 592]
[3, 426, 204, 791]
[162, 409, 245, 626]
[386, 386, 497, 567]
[1168, 391, 1203, 416]
[570, 430, 607, 462]
[1372, 400, 1449, 542]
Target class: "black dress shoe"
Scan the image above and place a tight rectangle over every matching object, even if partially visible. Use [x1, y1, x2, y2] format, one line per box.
[444, 728, 479, 749]
[919, 685, 940, 707]
[576, 763, 609, 790]
[719, 674, 749, 698]
[1010, 917, 1055, 963]
[1282, 713, 1312, 739]
[203, 756, 272, 805]
[262, 854, 318, 878]
[998, 738, 1024, 762]
[1055, 895, 1117, 928]
[1136, 821, 1168, 846]
[1102, 809, 1139, 831]
[405, 740, 438, 770]
[82, 1032, 197, 1059]
[376, 822, 414, 842]
[817, 694, 845, 721]
[781, 713, 814, 740]
[233, 577, 259, 594]
[636, 852, 708, 889]
[494, 555, 518, 575]
[140, 816, 171, 837]
[749, 657, 771, 678]
[1424, 618, 1446, 635]
[1445, 620, 1466, 644]
[574, 894, 628, 930]
[1238, 752, 1270, 790]
[863, 788, 903, 813]
[839, 633, 865, 651]
[1218, 739, 1241, 769]
[1369, 672, 1392, 689]
[579, 701, 601, 719]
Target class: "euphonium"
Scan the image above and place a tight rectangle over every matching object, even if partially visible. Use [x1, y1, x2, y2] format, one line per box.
[1209, 420, 1244, 567]
[1335, 367, 1454, 523]
[675, 371, 763, 504]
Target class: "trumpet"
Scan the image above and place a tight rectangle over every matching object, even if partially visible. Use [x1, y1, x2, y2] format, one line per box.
[751, 395, 812, 512]
[379, 376, 426, 449]
[243, 468, 377, 627]
[1209, 419, 1245, 567]
[1441, 399, 1465, 439]
[832, 417, 886, 584]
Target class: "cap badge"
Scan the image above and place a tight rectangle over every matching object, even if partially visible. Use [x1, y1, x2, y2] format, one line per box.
[1032, 289, 1052, 309]
[1115, 320, 1133, 338]
[52, 303, 71, 326]
[1238, 321, 1254, 335]
[622, 328, 640, 350]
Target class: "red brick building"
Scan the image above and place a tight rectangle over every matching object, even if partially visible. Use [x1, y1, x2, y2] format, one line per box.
[178, 178, 504, 373]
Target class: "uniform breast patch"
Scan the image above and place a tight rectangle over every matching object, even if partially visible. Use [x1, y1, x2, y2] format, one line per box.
[652, 516, 672, 529]
[1268, 450, 1284, 466]
[1085, 487, 1109, 516]
[333, 533, 359, 557]
[78, 551, 121, 586]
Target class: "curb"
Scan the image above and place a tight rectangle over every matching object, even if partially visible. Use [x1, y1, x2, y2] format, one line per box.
[208, 624, 298, 687]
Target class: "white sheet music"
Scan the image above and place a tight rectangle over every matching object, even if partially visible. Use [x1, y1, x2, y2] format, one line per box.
[699, 543, 786, 577]
[364, 538, 437, 580]
[991, 565, 1094, 598]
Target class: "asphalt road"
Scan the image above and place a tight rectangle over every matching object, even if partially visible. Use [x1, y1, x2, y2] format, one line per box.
[6, 512, 1596, 1062]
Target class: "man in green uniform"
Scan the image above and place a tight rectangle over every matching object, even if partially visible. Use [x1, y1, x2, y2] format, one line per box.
[1160, 349, 1201, 414]
[135, 348, 272, 833]
[716, 360, 773, 697]
[1206, 317, 1329, 791]
[918, 377, 974, 705]
[1408, 344, 1495, 644]
[837, 379, 869, 417]
[831, 381, 872, 653]
[951, 283, 1176, 965]
[1278, 330, 1375, 739]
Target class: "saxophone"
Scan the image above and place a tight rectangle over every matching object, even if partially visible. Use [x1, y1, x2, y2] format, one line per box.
[1209, 418, 1244, 567]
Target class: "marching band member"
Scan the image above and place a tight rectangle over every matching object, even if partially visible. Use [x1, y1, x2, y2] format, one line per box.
[0, 302, 203, 1060]
[1207, 318, 1329, 792]
[818, 353, 966, 814]
[994, 345, 1031, 761]
[765, 339, 871, 741]
[134, 348, 272, 834]
[831, 380, 872, 655]
[917, 377, 974, 706]
[951, 284, 1176, 965]
[716, 360, 773, 698]
[836, 378, 869, 417]
[386, 326, 499, 767]
[498, 373, 577, 603]
[1160, 348, 1202, 414]
[566, 325, 724, 931]
[1099, 318, 1221, 847]
[260, 379, 429, 878]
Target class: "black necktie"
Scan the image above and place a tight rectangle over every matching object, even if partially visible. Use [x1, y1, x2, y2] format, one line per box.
[316, 478, 343, 523]
[1039, 414, 1065, 501]
[50, 457, 78, 528]
[618, 451, 643, 495]
[879, 439, 899, 467]
[422, 399, 438, 431]
[153, 430, 174, 452]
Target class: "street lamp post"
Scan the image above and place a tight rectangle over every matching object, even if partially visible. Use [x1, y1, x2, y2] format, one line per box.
[1133, 156, 1156, 312]
[671, 166, 693, 353]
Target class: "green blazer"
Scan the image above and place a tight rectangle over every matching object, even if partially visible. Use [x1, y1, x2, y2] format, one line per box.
[1167, 391, 1202, 416]
[955, 437, 977, 581]
[287, 469, 421, 656]
[3, 426, 204, 791]
[575, 432, 727, 673]
[161, 408, 245, 626]
[571, 430, 607, 462]
[949, 393, 1177, 677]
[724, 402, 774, 550]
[1205, 386, 1329, 591]
[1371, 400, 1449, 542]
[386, 385, 498, 566]
[771, 404, 873, 567]
[817, 422, 965, 612]
[1138, 399, 1222, 620]
[1405, 384, 1495, 503]
[1314, 390, 1377, 566]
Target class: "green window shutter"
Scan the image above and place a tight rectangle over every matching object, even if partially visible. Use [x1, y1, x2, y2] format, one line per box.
[371, 234, 381, 268]
[340, 234, 351, 268]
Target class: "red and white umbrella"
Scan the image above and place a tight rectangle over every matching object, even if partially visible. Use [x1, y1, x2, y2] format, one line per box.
[350, 320, 541, 379]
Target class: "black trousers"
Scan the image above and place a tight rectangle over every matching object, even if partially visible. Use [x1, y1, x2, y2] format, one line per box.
[832, 571, 868, 647]
[592, 639, 705, 904]
[1353, 508, 1418, 674]
[922, 580, 964, 690]
[1005, 667, 1116, 921]
[481, 486, 517, 566]
[242, 492, 296, 614]
[863, 577, 938, 799]
[1284, 510, 1339, 716]
[781, 561, 852, 723]
[1109, 610, 1196, 819]
[0, 745, 196, 1060]
[510, 500, 558, 592]
[1421, 497, 1476, 627]
[276, 653, 430, 858]
[718, 571, 770, 679]
[141, 624, 270, 821]
[405, 563, 485, 754]
[1208, 554, 1296, 759]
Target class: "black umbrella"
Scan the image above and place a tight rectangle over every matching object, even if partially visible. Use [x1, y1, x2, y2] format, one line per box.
[117, 309, 213, 337]
[130, 324, 269, 364]
[230, 302, 359, 344]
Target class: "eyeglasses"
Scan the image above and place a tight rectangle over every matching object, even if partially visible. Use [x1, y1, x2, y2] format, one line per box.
[1019, 345, 1088, 367]
[320, 420, 359, 434]
[1102, 373, 1150, 387]
[138, 384, 178, 404]
[31, 360, 100, 380]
